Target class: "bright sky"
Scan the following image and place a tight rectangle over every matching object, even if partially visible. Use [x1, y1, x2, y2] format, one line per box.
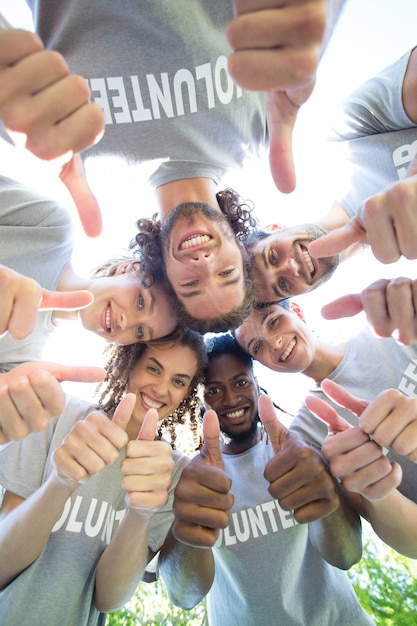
[1, 0, 416, 416]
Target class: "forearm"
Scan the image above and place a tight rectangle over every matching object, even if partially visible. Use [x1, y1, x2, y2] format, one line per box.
[308, 484, 362, 570]
[94, 508, 153, 612]
[361, 491, 417, 559]
[159, 528, 214, 610]
[0, 474, 76, 588]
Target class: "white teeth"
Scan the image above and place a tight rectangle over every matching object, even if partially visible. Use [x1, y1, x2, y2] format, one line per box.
[142, 394, 164, 410]
[105, 308, 111, 331]
[224, 408, 245, 419]
[302, 249, 314, 275]
[280, 338, 296, 362]
[180, 234, 211, 250]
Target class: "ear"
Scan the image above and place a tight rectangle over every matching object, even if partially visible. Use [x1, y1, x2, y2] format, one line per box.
[115, 261, 140, 275]
[288, 300, 305, 321]
[263, 223, 286, 233]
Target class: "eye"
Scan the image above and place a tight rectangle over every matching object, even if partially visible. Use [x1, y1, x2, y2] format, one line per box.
[136, 326, 144, 340]
[278, 278, 289, 294]
[219, 269, 233, 277]
[252, 341, 262, 356]
[137, 295, 145, 309]
[182, 280, 198, 288]
[146, 365, 159, 375]
[206, 386, 221, 396]
[172, 378, 186, 388]
[235, 379, 248, 388]
[269, 249, 278, 266]
[268, 316, 280, 331]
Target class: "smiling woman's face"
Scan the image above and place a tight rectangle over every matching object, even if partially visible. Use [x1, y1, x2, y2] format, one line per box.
[79, 265, 178, 344]
[127, 343, 198, 424]
[161, 202, 246, 320]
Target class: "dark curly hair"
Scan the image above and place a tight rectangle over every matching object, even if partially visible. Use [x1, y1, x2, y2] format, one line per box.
[95, 328, 207, 449]
[130, 188, 258, 332]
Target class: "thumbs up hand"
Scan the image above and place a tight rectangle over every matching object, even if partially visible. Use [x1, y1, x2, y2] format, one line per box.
[259, 394, 339, 523]
[0, 264, 94, 340]
[121, 408, 174, 512]
[172, 410, 234, 548]
[306, 380, 403, 501]
[0, 25, 104, 237]
[52, 393, 132, 488]
[0, 360, 105, 444]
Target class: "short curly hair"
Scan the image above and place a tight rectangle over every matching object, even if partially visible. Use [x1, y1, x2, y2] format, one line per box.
[96, 328, 207, 449]
[130, 188, 258, 332]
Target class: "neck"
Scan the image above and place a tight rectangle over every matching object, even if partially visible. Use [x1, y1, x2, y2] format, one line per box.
[155, 177, 219, 222]
[302, 337, 346, 383]
[221, 422, 261, 455]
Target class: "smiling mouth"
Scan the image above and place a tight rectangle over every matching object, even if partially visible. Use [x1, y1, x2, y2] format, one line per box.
[105, 304, 112, 333]
[280, 338, 296, 362]
[222, 407, 246, 420]
[179, 234, 212, 251]
[141, 393, 164, 411]
[301, 246, 315, 278]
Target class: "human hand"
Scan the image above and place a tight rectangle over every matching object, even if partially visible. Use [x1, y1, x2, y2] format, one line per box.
[52, 392, 132, 487]
[260, 393, 339, 522]
[0, 360, 105, 444]
[0, 265, 94, 340]
[0, 22, 104, 236]
[309, 159, 417, 262]
[320, 277, 417, 346]
[172, 410, 233, 548]
[121, 409, 174, 511]
[306, 379, 403, 501]
[227, 0, 328, 192]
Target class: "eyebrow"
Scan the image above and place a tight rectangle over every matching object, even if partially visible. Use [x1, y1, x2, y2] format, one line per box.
[179, 274, 241, 299]
[148, 357, 191, 380]
[246, 310, 272, 352]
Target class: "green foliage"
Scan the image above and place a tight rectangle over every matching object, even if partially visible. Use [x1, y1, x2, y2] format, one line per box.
[107, 537, 417, 625]
[348, 537, 417, 625]
[106, 577, 207, 626]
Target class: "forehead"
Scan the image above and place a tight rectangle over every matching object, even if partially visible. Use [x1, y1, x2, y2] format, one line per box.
[142, 344, 198, 372]
[206, 352, 252, 379]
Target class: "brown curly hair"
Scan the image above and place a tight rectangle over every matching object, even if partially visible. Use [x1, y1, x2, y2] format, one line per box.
[130, 188, 258, 332]
[96, 328, 207, 449]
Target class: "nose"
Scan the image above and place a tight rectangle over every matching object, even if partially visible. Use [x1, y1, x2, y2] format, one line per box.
[223, 386, 240, 406]
[282, 257, 299, 277]
[118, 310, 143, 331]
[189, 250, 214, 265]
[268, 335, 283, 353]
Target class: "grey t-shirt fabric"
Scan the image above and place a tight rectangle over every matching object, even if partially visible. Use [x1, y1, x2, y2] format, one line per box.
[207, 438, 374, 626]
[0, 175, 73, 372]
[25, 0, 267, 188]
[290, 327, 417, 505]
[0, 395, 189, 626]
[331, 49, 417, 217]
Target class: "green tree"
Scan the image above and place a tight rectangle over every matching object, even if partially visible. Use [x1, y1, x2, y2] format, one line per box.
[108, 537, 417, 625]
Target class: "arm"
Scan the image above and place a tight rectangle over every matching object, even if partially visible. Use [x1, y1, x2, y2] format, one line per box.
[0, 18, 104, 236]
[259, 394, 361, 569]
[307, 379, 417, 557]
[159, 411, 232, 609]
[0, 361, 105, 444]
[308, 479, 362, 569]
[319, 277, 417, 346]
[159, 528, 215, 610]
[0, 395, 130, 588]
[227, 0, 346, 193]
[94, 410, 175, 612]
[0, 476, 78, 589]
